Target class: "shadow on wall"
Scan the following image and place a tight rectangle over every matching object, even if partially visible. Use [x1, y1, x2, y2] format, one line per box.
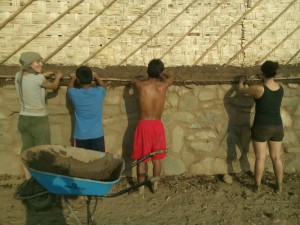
[46, 86, 75, 145]
[223, 82, 254, 174]
[65, 90, 75, 146]
[45, 87, 74, 145]
[122, 84, 139, 182]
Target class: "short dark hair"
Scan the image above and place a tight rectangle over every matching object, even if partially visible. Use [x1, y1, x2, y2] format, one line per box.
[76, 66, 92, 84]
[261, 61, 279, 78]
[147, 59, 164, 78]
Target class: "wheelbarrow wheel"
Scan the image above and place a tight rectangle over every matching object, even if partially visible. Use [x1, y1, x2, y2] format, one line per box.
[24, 193, 56, 211]
[15, 178, 56, 211]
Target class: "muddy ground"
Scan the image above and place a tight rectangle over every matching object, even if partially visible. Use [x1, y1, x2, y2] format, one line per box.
[0, 172, 299, 225]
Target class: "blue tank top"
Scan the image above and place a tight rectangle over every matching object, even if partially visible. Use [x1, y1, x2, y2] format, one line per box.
[253, 85, 284, 126]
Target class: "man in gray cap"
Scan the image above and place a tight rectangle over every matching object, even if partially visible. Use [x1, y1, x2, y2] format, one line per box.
[15, 51, 63, 180]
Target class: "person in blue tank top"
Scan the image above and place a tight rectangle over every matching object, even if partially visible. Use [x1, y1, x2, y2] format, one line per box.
[68, 66, 106, 152]
[238, 61, 284, 193]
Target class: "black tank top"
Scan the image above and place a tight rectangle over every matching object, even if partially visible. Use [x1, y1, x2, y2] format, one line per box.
[253, 85, 284, 126]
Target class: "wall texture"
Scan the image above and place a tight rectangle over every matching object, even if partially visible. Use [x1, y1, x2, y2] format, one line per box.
[0, 0, 299, 67]
[0, 83, 299, 176]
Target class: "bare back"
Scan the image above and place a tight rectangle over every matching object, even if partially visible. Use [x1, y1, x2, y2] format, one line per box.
[133, 77, 172, 120]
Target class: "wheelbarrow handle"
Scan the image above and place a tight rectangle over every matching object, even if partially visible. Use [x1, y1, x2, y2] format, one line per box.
[104, 179, 149, 198]
[104, 177, 159, 198]
[128, 149, 168, 170]
[104, 150, 168, 198]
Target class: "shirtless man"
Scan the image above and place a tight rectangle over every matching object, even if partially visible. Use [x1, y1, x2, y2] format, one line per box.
[131, 59, 174, 196]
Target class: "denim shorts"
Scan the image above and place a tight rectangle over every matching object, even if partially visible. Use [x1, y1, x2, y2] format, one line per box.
[251, 125, 284, 142]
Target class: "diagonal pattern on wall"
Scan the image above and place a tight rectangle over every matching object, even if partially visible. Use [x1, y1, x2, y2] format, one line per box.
[0, 0, 299, 67]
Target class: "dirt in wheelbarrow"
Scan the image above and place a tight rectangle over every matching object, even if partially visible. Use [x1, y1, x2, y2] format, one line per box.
[0, 171, 299, 225]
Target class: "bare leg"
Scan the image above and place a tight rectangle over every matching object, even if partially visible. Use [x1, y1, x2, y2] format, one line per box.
[252, 141, 267, 189]
[268, 140, 283, 192]
[152, 159, 161, 193]
[136, 162, 147, 197]
[137, 162, 147, 182]
[152, 159, 161, 178]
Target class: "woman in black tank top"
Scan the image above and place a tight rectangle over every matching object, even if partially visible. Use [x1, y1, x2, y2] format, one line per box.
[237, 61, 284, 193]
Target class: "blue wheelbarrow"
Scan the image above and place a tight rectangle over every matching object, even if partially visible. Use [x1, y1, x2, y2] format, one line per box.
[16, 145, 167, 225]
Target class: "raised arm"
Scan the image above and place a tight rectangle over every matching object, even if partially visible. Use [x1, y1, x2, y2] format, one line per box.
[68, 73, 76, 88]
[42, 71, 63, 90]
[161, 71, 174, 87]
[43, 71, 55, 78]
[93, 71, 107, 89]
[237, 76, 263, 98]
[131, 75, 147, 87]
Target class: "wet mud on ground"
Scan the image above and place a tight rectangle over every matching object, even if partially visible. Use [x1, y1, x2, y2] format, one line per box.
[0, 172, 299, 225]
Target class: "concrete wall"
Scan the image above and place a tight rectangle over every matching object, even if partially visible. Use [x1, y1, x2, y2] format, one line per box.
[1, 83, 299, 176]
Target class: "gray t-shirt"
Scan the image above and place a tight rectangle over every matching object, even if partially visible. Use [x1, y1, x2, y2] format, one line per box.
[15, 71, 47, 116]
